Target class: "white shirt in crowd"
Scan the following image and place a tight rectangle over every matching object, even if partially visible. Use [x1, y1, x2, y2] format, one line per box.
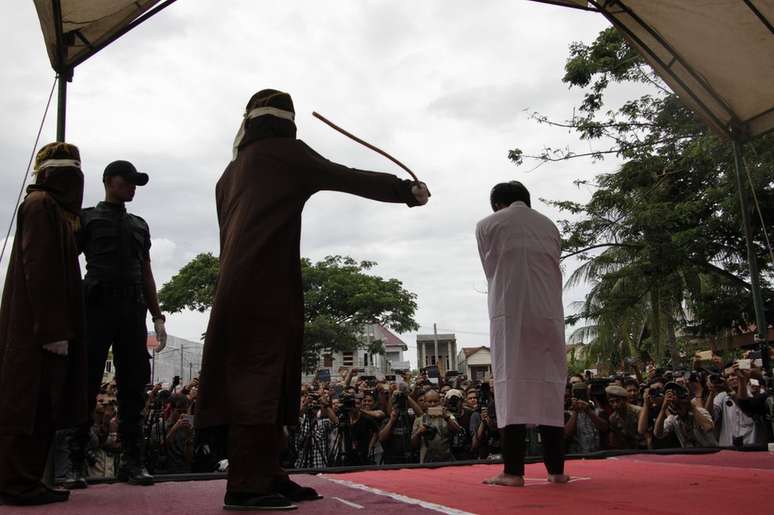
[712, 391, 759, 446]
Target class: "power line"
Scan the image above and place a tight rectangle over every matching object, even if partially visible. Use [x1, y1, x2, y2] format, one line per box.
[0, 75, 57, 268]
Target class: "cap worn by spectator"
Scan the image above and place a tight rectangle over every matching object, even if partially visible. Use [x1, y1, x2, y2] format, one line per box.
[445, 389, 464, 400]
[605, 385, 628, 398]
[103, 160, 149, 186]
[663, 382, 689, 399]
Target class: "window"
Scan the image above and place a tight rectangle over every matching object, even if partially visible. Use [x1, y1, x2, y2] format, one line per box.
[343, 352, 353, 366]
[105, 361, 112, 373]
[323, 354, 333, 368]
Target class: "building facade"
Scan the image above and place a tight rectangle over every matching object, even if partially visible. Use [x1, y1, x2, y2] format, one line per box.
[457, 346, 492, 381]
[304, 324, 410, 381]
[416, 333, 457, 373]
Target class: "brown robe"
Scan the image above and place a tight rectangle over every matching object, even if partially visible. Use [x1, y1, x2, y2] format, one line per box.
[197, 138, 418, 429]
[0, 190, 87, 435]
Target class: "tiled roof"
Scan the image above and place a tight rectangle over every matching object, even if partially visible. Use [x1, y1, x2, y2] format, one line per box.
[462, 346, 489, 358]
[371, 324, 408, 351]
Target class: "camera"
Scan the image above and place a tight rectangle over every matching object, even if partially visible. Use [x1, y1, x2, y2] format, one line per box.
[422, 424, 438, 441]
[476, 382, 491, 412]
[306, 392, 321, 411]
[588, 378, 610, 398]
[393, 391, 408, 412]
[446, 395, 461, 413]
[340, 394, 357, 412]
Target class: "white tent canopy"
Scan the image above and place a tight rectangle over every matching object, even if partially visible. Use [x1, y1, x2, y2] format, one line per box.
[535, 0, 774, 140]
[33, 0, 168, 73]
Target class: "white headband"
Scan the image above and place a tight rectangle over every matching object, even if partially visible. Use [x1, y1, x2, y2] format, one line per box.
[231, 107, 296, 160]
[35, 159, 81, 172]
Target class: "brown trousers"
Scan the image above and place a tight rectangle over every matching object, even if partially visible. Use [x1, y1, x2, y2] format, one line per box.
[226, 424, 288, 494]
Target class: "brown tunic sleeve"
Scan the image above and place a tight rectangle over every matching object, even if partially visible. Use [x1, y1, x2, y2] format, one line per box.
[20, 193, 76, 346]
[298, 141, 419, 206]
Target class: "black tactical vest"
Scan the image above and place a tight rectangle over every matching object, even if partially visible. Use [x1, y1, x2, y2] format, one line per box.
[80, 201, 150, 285]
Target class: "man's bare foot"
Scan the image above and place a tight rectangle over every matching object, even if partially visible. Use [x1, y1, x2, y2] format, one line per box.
[483, 473, 524, 487]
[547, 474, 570, 484]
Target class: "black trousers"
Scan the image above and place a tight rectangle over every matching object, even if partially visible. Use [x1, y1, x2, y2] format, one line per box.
[71, 291, 149, 461]
[501, 424, 564, 476]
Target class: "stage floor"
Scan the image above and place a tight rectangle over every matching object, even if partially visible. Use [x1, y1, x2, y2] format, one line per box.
[2, 450, 772, 514]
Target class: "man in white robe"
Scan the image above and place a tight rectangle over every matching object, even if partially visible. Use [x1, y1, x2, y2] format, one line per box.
[475, 181, 569, 487]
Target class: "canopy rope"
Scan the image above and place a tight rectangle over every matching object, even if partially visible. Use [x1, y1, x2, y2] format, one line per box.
[0, 75, 57, 269]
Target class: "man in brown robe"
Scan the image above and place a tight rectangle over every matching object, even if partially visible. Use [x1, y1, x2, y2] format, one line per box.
[0, 142, 88, 505]
[196, 89, 430, 511]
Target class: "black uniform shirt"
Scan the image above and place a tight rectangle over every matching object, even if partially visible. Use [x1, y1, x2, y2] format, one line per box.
[80, 201, 151, 285]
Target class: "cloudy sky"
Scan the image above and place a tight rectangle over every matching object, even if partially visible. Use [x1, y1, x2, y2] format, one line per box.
[1, 1, 642, 368]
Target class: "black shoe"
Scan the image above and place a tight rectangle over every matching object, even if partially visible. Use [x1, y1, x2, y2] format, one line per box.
[117, 463, 155, 486]
[0, 488, 70, 506]
[223, 492, 297, 511]
[45, 485, 72, 501]
[274, 477, 323, 502]
[63, 464, 89, 489]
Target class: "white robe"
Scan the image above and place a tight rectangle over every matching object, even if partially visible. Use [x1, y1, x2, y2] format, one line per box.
[476, 201, 567, 428]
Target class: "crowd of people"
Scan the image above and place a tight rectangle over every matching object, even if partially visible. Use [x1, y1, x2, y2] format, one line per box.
[61, 349, 773, 479]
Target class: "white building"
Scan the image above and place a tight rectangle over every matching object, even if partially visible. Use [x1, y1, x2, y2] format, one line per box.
[416, 333, 457, 373]
[457, 346, 492, 381]
[101, 332, 203, 386]
[304, 324, 410, 381]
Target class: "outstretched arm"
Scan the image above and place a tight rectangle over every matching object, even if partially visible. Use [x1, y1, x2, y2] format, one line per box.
[301, 143, 428, 206]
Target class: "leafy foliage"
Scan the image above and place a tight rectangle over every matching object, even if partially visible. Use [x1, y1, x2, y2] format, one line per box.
[513, 28, 773, 369]
[159, 254, 419, 373]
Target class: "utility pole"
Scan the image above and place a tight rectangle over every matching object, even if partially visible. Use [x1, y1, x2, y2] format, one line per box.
[180, 344, 184, 380]
[433, 323, 439, 368]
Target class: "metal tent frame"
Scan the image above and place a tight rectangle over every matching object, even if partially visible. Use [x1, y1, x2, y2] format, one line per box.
[46, 0, 179, 141]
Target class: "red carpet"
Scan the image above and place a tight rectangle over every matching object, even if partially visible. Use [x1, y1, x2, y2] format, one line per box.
[330, 450, 774, 514]
[1, 451, 771, 514]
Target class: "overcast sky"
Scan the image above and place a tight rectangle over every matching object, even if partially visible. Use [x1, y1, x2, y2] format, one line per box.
[1, 1, 643, 369]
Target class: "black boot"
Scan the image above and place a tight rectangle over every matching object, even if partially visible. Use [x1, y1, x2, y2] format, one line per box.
[223, 492, 297, 511]
[64, 427, 90, 489]
[62, 460, 88, 490]
[116, 434, 154, 486]
[0, 485, 70, 506]
[274, 476, 323, 502]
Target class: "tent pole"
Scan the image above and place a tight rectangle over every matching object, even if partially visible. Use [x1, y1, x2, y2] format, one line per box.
[56, 74, 66, 142]
[731, 138, 769, 366]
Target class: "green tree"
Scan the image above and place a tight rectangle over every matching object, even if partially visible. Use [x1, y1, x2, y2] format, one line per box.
[159, 254, 419, 373]
[512, 28, 773, 369]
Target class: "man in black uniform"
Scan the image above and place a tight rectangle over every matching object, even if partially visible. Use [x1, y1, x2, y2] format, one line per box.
[65, 160, 167, 488]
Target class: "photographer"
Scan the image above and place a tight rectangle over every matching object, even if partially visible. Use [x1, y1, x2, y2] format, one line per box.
[445, 390, 475, 460]
[564, 383, 608, 453]
[163, 394, 195, 473]
[731, 364, 769, 446]
[470, 385, 500, 459]
[294, 391, 337, 469]
[329, 394, 380, 466]
[379, 389, 418, 464]
[637, 380, 679, 449]
[653, 383, 716, 448]
[624, 379, 641, 407]
[710, 367, 762, 447]
[606, 385, 644, 450]
[411, 390, 459, 463]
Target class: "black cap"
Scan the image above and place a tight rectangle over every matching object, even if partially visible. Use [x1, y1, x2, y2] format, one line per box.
[103, 160, 149, 186]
